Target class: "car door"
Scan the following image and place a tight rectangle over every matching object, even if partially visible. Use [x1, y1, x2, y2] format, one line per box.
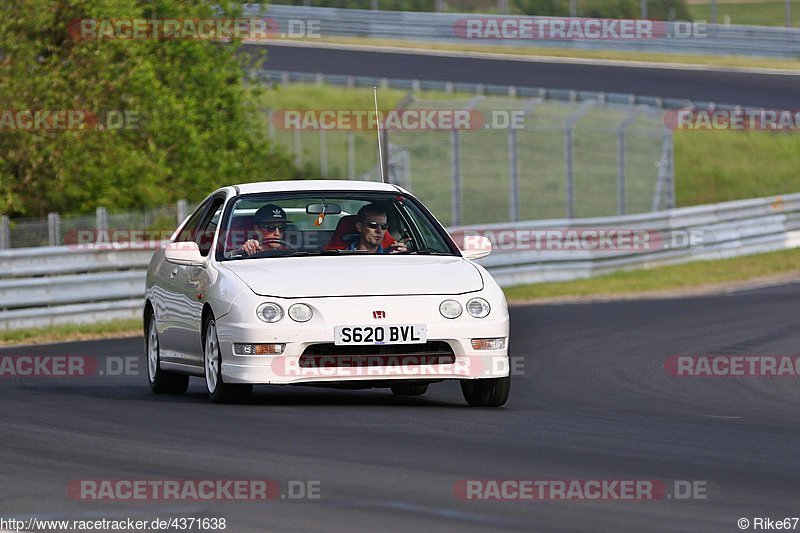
[157, 198, 214, 365]
[171, 196, 226, 367]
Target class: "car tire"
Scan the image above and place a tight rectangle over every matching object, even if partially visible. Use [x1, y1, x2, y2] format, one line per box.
[203, 315, 252, 404]
[460, 376, 510, 407]
[390, 383, 428, 396]
[146, 311, 189, 394]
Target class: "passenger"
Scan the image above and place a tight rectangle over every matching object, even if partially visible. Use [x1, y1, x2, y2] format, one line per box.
[349, 204, 409, 254]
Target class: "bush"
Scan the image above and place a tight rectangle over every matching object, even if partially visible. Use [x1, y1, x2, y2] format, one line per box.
[0, 0, 298, 217]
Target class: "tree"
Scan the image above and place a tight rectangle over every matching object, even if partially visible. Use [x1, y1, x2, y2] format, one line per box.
[0, 0, 297, 217]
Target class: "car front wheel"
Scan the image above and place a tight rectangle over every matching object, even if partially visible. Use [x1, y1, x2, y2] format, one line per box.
[204, 316, 252, 404]
[460, 376, 510, 407]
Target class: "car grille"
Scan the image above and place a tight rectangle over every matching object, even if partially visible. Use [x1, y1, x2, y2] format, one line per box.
[299, 341, 455, 368]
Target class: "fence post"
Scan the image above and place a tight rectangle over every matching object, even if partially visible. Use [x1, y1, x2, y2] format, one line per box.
[641, 0, 647, 19]
[508, 127, 519, 222]
[96, 207, 108, 244]
[450, 129, 461, 226]
[786, 0, 792, 27]
[616, 107, 640, 216]
[177, 199, 188, 225]
[319, 129, 328, 177]
[267, 109, 275, 146]
[565, 126, 574, 218]
[48, 212, 61, 247]
[348, 132, 356, 179]
[563, 101, 595, 219]
[0, 215, 9, 249]
[293, 129, 301, 167]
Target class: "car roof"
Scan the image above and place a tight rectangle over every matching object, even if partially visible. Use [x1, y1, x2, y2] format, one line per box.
[228, 180, 403, 195]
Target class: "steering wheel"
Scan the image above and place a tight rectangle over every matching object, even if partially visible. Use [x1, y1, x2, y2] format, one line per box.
[250, 239, 297, 256]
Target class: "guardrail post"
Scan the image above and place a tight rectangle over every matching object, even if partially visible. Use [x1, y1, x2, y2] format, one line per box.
[450, 129, 461, 226]
[508, 127, 519, 222]
[177, 199, 188, 225]
[47, 212, 61, 247]
[0, 215, 9, 249]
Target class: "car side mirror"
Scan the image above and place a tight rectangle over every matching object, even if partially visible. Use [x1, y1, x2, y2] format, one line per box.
[164, 241, 206, 267]
[462, 235, 492, 260]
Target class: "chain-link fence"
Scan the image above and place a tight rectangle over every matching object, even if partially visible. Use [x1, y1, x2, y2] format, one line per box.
[264, 93, 672, 227]
[0, 202, 196, 250]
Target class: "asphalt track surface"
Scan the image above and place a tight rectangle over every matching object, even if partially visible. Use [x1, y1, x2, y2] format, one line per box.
[3, 283, 800, 531]
[252, 43, 800, 108]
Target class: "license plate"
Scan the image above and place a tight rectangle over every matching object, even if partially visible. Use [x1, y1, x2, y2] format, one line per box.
[334, 324, 427, 346]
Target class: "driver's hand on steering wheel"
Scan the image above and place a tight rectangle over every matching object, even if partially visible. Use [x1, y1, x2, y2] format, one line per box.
[242, 238, 263, 255]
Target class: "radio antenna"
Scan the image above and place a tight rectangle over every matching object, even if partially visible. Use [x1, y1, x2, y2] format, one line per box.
[373, 86, 385, 183]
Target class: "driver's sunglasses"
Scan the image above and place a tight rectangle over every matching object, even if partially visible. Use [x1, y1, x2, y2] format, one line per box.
[255, 223, 286, 232]
[365, 221, 389, 230]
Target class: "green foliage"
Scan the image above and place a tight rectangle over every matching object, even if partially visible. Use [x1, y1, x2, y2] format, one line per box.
[0, 0, 297, 217]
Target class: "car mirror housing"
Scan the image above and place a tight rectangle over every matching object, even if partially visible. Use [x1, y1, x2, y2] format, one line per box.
[164, 241, 206, 267]
[462, 235, 492, 260]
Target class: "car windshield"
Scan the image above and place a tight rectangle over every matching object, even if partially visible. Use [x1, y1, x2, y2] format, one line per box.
[219, 192, 457, 260]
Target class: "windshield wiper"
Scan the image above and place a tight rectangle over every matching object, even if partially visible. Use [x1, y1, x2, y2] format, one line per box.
[408, 248, 447, 255]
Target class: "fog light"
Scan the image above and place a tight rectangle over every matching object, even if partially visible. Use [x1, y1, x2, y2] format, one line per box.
[234, 343, 285, 355]
[471, 338, 505, 350]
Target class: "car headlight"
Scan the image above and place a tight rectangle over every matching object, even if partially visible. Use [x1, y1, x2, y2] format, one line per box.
[439, 299, 462, 319]
[466, 298, 491, 318]
[288, 303, 313, 322]
[257, 302, 284, 323]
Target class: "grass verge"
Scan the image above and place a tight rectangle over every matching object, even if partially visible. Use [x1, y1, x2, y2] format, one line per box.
[0, 319, 141, 347]
[503, 247, 800, 302]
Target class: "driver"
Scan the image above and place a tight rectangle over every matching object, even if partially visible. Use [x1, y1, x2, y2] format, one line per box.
[239, 204, 291, 256]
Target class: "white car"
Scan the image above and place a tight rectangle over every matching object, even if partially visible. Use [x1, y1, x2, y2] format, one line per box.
[144, 180, 510, 406]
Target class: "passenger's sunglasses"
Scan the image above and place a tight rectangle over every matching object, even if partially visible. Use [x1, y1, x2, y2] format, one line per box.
[365, 221, 389, 230]
[255, 223, 286, 232]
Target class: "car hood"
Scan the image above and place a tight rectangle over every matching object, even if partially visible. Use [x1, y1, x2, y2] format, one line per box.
[221, 255, 484, 298]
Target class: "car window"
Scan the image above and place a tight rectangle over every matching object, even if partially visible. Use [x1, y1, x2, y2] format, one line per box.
[195, 198, 225, 257]
[219, 192, 456, 260]
[175, 200, 211, 243]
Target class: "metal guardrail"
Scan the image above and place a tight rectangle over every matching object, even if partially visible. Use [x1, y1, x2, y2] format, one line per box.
[252, 5, 800, 58]
[2, 193, 800, 330]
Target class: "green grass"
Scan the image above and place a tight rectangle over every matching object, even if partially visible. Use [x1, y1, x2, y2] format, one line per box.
[689, 1, 799, 27]
[674, 130, 800, 206]
[0, 319, 141, 346]
[504, 246, 800, 301]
